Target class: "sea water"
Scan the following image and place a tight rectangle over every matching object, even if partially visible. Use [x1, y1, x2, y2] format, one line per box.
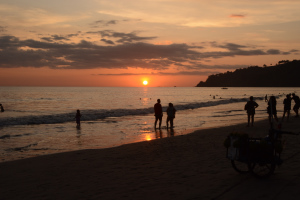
[0, 87, 299, 162]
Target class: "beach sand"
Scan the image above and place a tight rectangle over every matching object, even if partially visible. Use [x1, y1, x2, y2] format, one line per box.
[1, 117, 300, 200]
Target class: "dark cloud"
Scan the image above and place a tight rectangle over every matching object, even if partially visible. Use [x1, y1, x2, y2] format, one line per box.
[0, 35, 297, 71]
[266, 49, 281, 55]
[101, 39, 115, 45]
[183, 63, 249, 70]
[67, 33, 80, 38]
[87, 30, 157, 44]
[0, 35, 20, 49]
[91, 20, 120, 28]
[91, 19, 137, 28]
[281, 49, 299, 55]
[40, 37, 53, 42]
[204, 42, 276, 58]
[114, 32, 157, 43]
[94, 20, 117, 26]
[215, 43, 247, 51]
[52, 35, 70, 41]
[41, 34, 80, 42]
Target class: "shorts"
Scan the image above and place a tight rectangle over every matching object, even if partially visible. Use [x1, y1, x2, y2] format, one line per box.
[294, 104, 300, 110]
[155, 115, 162, 121]
[284, 106, 291, 111]
[167, 116, 175, 121]
[247, 111, 255, 115]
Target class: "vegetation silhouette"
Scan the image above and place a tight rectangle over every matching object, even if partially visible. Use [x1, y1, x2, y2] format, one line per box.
[196, 60, 300, 87]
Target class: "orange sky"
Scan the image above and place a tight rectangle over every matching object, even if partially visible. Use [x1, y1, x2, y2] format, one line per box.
[0, 68, 205, 87]
[0, 0, 299, 87]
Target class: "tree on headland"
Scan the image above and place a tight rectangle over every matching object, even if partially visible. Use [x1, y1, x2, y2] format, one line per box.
[196, 60, 300, 87]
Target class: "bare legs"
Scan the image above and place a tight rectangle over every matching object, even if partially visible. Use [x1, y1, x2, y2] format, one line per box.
[269, 114, 278, 125]
[293, 107, 299, 118]
[282, 110, 290, 121]
[154, 116, 162, 129]
[166, 117, 174, 129]
[247, 114, 255, 127]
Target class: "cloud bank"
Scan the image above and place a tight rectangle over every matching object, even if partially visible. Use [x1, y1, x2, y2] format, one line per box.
[0, 33, 297, 72]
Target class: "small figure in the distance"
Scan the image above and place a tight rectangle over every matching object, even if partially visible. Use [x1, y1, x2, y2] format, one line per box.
[0, 104, 4, 112]
[166, 103, 176, 129]
[75, 109, 82, 128]
[244, 96, 259, 127]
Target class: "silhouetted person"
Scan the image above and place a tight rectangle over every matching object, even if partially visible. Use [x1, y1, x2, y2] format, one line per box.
[282, 94, 292, 121]
[166, 103, 176, 129]
[0, 104, 4, 112]
[265, 94, 268, 102]
[244, 96, 259, 127]
[291, 93, 300, 118]
[154, 99, 163, 129]
[267, 96, 278, 124]
[75, 109, 82, 127]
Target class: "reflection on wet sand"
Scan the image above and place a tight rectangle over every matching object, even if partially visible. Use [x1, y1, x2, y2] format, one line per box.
[155, 128, 176, 139]
[167, 128, 175, 137]
[76, 126, 82, 145]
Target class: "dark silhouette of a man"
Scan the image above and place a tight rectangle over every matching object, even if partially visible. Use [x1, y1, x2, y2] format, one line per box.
[154, 99, 163, 129]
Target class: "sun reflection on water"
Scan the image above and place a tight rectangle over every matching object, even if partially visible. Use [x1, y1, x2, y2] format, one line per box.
[145, 134, 153, 141]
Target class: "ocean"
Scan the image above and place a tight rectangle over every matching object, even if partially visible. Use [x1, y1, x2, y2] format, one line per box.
[0, 86, 299, 162]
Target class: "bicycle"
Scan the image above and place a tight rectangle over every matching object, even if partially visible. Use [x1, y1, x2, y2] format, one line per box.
[225, 128, 298, 178]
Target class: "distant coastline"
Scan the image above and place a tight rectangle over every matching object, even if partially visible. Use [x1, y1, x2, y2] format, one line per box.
[196, 60, 300, 87]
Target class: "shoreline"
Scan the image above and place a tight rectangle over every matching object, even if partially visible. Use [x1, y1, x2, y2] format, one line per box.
[1, 117, 300, 199]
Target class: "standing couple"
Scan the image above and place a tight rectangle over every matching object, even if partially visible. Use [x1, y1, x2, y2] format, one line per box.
[154, 99, 176, 129]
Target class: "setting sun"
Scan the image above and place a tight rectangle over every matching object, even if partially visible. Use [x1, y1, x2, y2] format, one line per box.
[143, 80, 148, 85]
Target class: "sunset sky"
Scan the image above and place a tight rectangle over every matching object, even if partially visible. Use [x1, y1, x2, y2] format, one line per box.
[0, 0, 299, 87]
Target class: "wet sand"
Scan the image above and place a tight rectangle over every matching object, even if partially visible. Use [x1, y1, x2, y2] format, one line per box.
[1, 117, 300, 200]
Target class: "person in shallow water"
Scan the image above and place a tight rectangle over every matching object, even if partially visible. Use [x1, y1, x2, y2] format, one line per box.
[75, 109, 82, 127]
[291, 93, 300, 118]
[244, 96, 259, 127]
[154, 99, 163, 129]
[267, 96, 279, 125]
[282, 94, 292, 121]
[0, 104, 4, 112]
[166, 103, 176, 129]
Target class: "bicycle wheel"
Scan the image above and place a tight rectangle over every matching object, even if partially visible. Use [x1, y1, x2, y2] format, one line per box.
[248, 162, 276, 178]
[231, 160, 250, 174]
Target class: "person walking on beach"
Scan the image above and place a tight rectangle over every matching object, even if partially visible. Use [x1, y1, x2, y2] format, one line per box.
[0, 104, 4, 112]
[267, 96, 278, 125]
[244, 96, 259, 127]
[154, 99, 163, 129]
[75, 109, 82, 127]
[291, 93, 300, 118]
[166, 103, 176, 129]
[282, 94, 292, 121]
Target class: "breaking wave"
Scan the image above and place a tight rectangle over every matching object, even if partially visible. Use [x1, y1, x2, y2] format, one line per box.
[0, 97, 264, 127]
